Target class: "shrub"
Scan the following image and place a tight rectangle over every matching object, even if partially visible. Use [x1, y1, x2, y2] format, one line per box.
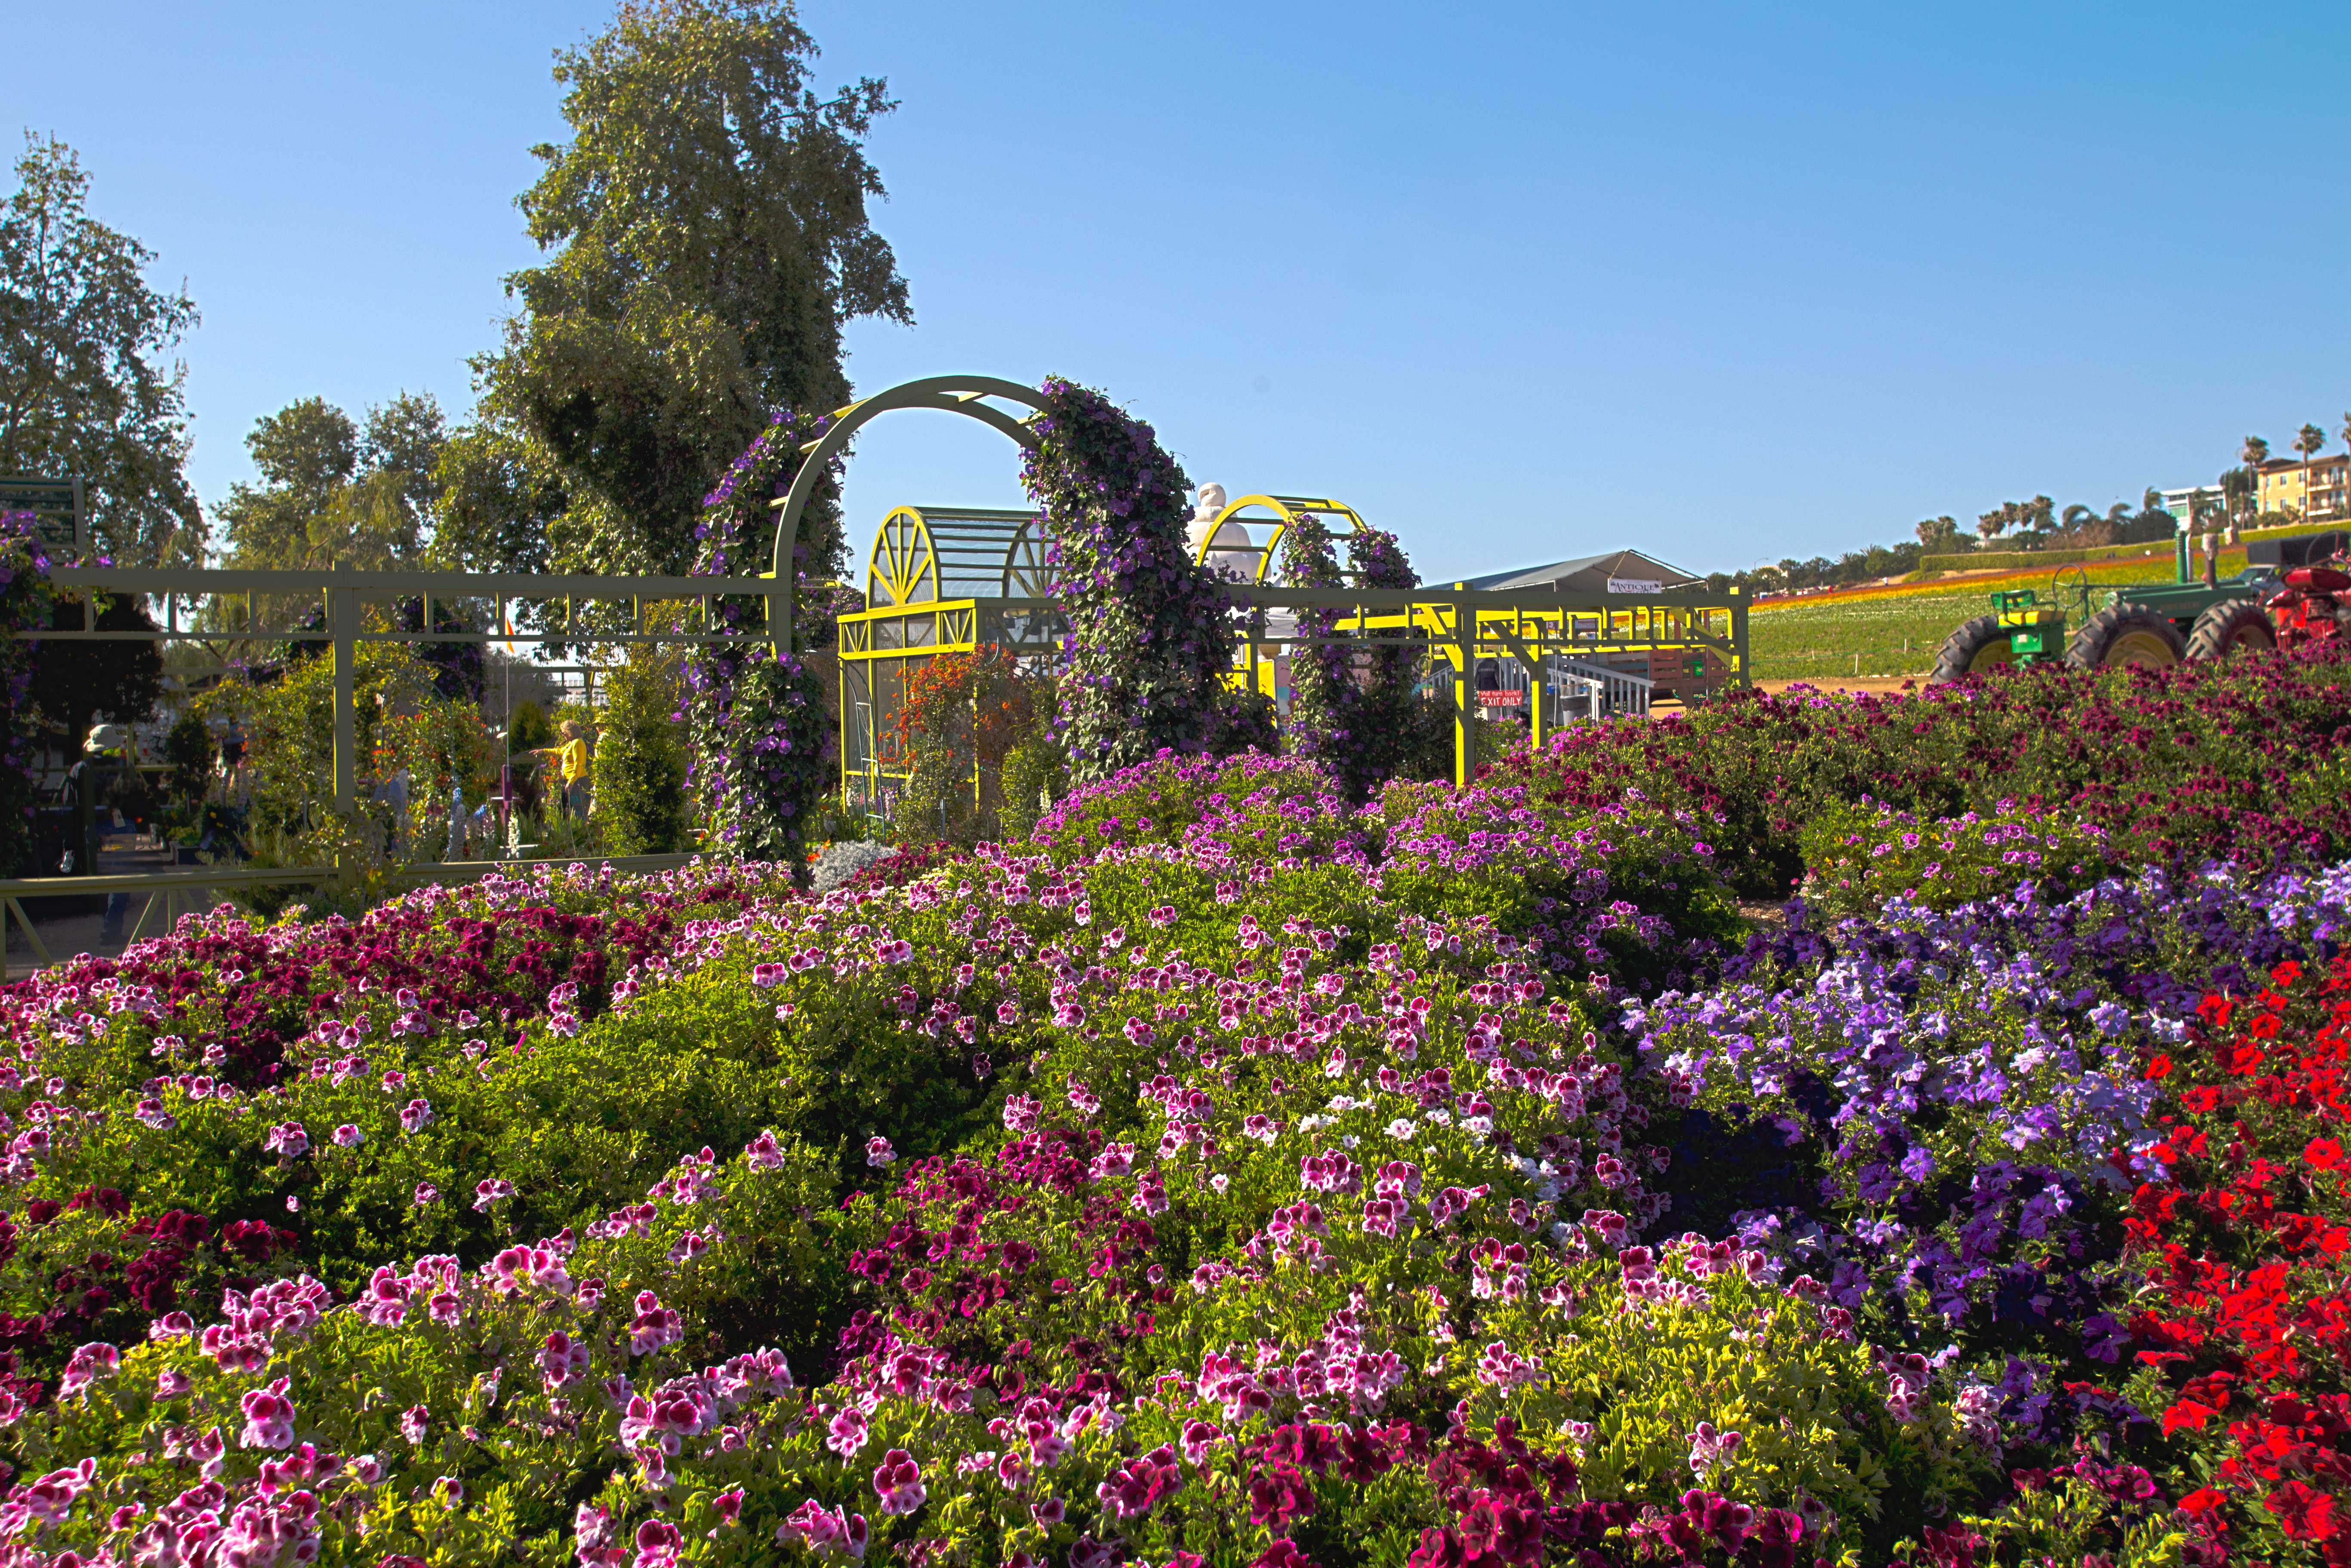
[1508, 648, 2351, 896]
[1798, 799, 2112, 915]
[592, 643, 690, 854]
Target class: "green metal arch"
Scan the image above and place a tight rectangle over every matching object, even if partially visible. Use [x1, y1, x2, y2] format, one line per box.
[767, 375, 1048, 645]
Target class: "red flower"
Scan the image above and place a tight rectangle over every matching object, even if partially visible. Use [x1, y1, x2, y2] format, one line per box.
[2307, 1138, 2346, 1172]
[2178, 1488, 2228, 1516]
[2165, 1400, 2219, 1435]
[2148, 1054, 2174, 1081]
[2268, 1481, 2337, 1540]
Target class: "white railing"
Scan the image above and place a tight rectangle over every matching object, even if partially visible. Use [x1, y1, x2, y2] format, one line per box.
[1552, 657, 1655, 719]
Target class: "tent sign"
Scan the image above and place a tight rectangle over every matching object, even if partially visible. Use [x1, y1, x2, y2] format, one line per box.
[1476, 689, 1527, 706]
[1606, 577, 1664, 594]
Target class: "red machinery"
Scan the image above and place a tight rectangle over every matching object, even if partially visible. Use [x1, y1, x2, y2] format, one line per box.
[2267, 560, 2351, 650]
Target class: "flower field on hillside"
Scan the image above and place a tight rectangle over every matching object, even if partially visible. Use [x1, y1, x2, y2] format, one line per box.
[3, 656, 2351, 1567]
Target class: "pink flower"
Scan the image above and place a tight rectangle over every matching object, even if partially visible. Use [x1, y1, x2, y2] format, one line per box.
[872, 1448, 926, 1516]
[1067, 1081, 1101, 1119]
[745, 1130, 786, 1169]
[239, 1378, 297, 1449]
[59, 1342, 118, 1397]
[865, 1135, 897, 1168]
[1003, 1095, 1041, 1134]
[633, 1518, 683, 1568]
[826, 1405, 870, 1457]
[400, 1098, 434, 1134]
[156, 1368, 191, 1399]
[331, 1124, 364, 1148]
[780, 1500, 868, 1559]
[473, 1178, 515, 1212]
[400, 1405, 429, 1444]
[263, 1122, 308, 1158]
[414, 1183, 439, 1207]
[540, 1331, 591, 1389]
[626, 1291, 683, 1356]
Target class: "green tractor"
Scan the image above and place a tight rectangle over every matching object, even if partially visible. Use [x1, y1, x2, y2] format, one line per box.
[1929, 529, 2346, 681]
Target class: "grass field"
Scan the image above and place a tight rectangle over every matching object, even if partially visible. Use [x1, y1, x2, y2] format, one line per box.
[1747, 549, 2249, 680]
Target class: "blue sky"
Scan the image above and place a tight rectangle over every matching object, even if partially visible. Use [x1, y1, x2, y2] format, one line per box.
[12, 2, 2350, 581]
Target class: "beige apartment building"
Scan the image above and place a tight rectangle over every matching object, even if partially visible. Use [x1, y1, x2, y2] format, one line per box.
[2259, 454, 2350, 523]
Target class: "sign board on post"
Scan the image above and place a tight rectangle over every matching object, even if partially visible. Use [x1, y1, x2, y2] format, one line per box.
[1606, 578, 1663, 595]
[1475, 689, 1527, 707]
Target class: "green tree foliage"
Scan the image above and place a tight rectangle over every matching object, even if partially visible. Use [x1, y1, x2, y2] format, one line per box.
[214, 393, 446, 571]
[0, 135, 203, 566]
[476, 0, 912, 581]
[593, 644, 691, 853]
[424, 416, 559, 575]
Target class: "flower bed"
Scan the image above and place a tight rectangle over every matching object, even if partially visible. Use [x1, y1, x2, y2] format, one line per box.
[1, 663, 2350, 1565]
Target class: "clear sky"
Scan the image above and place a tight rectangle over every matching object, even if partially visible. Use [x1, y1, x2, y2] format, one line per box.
[12, 1, 2350, 581]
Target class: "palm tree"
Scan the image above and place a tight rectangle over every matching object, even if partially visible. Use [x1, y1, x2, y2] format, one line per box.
[1976, 505, 2010, 545]
[2221, 465, 2254, 545]
[2297, 423, 2327, 521]
[2242, 436, 2271, 534]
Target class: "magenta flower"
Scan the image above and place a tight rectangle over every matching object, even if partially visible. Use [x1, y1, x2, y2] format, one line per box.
[263, 1121, 308, 1158]
[400, 1405, 429, 1445]
[473, 1177, 515, 1212]
[399, 1098, 434, 1134]
[865, 1135, 897, 1168]
[414, 1183, 439, 1208]
[331, 1124, 363, 1148]
[58, 1342, 118, 1398]
[826, 1405, 870, 1458]
[872, 1448, 926, 1516]
[239, 1379, 297, 1449]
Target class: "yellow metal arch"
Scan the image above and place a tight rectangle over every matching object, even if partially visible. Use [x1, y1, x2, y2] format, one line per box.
[865, 506, 940, 608]
[1193, 494, 1371, 583]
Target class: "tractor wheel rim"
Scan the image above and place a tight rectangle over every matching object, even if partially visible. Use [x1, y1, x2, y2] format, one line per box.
[2109, 631, 2178, 666]
[1967, 640, 2013, 672]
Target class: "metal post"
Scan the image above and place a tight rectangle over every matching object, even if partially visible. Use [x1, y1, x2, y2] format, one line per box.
[1527, 614, 1545, 752]
[331, 582, 358, 817]
[1451, 587, 1473, 790]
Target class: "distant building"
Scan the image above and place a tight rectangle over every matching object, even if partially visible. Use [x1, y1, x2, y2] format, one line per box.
[2157, 486, 2220, 528]
[2258, 455, 2349, 523]
[1460, 549, 1702, 594]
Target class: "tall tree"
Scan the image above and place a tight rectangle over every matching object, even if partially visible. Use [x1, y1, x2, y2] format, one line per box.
[2296, 422, 2326, 520]
[0, 134, 203, 564]
[215, 393, 443, 570]
[477, 0, 912, 582]
[2220, 465, 2254, 544]
[361, 391, 449, 515]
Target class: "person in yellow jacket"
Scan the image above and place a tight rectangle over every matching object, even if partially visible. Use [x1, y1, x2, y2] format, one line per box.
[536, 720, 594, 819]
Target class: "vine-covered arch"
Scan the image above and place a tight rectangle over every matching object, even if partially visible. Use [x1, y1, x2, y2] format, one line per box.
[767, 375, 1048, 644]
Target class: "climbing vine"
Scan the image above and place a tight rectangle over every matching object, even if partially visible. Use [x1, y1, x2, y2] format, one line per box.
[682, 410, 843, 865]
[1276, 510, 1355, 780]
[1278, 516, 1438, 799]
[1021, 377, 1253, 782]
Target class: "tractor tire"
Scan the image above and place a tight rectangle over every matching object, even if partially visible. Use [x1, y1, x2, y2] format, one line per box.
[2065, 606, 2186, 671]
[1929, 616, 2015, 682]
[2185, 600, 2278, 660]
